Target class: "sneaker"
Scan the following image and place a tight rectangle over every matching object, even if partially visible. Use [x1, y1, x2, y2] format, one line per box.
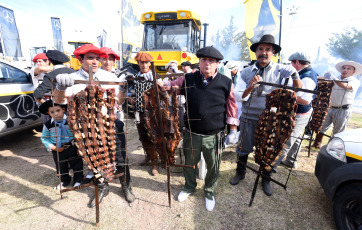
[178, 191, 191, 202]
[73, 182, 82, 187]
[54, 181, 70, 190]
[205, 196, 215, 211]
[151, 165, 159, 176]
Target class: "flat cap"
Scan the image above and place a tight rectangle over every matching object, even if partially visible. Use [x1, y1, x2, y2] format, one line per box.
[181, 61, 191, 66]
[288, 52, 311, 63]
[46, 50, 69, 64]
[100, 47, 120, 60]
[196, 46, 224, 61]
[135, 52, 153, 62]
[73, 44, 107, 59]
[32, 53, 48, 63]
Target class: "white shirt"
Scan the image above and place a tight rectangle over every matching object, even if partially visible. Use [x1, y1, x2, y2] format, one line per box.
[331, 75, 360, 106]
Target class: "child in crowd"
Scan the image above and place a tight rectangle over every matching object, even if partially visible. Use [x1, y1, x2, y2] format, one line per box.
[39, 100, 83, 189]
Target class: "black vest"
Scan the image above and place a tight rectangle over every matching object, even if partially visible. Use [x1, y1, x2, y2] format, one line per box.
[181, 71, 232, 135]
[297, 66, 318, 114]
[33, 67, 75, 99]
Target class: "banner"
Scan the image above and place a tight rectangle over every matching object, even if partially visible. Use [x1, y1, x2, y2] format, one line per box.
[121, 0, 142, 47]
[244, 0, 280, 62]
[50, 17, 64, 52]
[0, 6, 23, 60]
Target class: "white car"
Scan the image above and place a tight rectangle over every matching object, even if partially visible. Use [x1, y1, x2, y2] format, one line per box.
[315, 128, 362, 230]
[0, 59, 42, 137]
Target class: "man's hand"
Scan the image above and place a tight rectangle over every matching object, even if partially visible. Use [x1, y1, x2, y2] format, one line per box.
[141, 72, 153, 81]
[250, 75, 262, 89]
[280, 65, 298, 79]
[56, 74, 74, 90]
[225, 129, 238, 145]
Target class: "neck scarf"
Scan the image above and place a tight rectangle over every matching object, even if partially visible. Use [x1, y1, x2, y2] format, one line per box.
[55, 119, 71, 147]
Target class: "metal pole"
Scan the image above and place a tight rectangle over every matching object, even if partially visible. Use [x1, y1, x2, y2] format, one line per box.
[278, 0, 282, 63]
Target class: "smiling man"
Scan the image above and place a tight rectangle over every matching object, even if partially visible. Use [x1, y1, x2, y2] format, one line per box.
[313, 61, 362, 148]
[230, 34, 302, 196]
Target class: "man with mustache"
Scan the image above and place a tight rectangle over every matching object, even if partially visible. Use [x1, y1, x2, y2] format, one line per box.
[230, 34, 302, 196]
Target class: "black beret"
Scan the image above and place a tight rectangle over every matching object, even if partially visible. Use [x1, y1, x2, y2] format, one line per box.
[46, 50, 70, 64]
[39, 100, 67, 115]
[196, 46, 224, 61]
[181, 61, 191, 66]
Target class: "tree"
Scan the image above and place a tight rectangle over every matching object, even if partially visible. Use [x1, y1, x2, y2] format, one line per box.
[326, 27, 362, 63]
[234, 31, 250, 61]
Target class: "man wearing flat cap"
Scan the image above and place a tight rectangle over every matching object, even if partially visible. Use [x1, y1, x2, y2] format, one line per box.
[132, 52, 161, 176]
[275, 52, 318, 169]
[31, 53, 52, 88]
[313, 61, 362, 148]
[159, 46, 239, 211]
[230, 34, 303, 196]
[53, 44, 131, 207]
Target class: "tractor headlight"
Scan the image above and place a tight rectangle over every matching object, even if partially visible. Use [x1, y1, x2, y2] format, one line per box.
[326, 137, 346, 163]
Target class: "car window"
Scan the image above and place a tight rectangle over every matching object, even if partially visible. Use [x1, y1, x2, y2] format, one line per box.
[0, 62, 29, 83]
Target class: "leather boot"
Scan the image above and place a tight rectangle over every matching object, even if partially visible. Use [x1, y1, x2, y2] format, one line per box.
[229, 159, 246, 185]
[121, 182, 135, 203]
[262, 173, 273, 196]
[313, 133, 324, 149]
[88, 183, 109, 208]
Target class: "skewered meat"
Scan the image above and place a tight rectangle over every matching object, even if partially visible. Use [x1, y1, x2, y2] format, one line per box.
[309, 81, 334, 132]
[67, 85, 117, 183]
[142, 85, 181, 165]
[254, 88, 298, 172]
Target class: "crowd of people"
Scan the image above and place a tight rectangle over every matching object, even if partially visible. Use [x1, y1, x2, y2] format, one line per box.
[32, 34, 362, 212]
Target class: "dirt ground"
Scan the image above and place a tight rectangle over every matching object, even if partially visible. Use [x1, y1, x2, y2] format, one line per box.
[0, 117, 337, 230]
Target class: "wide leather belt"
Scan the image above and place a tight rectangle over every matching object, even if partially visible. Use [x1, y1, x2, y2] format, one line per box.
[331, 105, 351, 110]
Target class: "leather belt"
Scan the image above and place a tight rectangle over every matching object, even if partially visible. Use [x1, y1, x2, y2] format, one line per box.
[331, 105, 351, 110]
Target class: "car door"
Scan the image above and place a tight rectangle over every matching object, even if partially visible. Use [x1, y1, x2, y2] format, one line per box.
[0, 61, 41, 137]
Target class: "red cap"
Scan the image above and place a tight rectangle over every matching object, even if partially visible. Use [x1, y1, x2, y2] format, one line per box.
[100, 47, 120, 60]
[134, 52, 153, 62]
[73, 44, 108, 59]
[32, 53, 48, 63]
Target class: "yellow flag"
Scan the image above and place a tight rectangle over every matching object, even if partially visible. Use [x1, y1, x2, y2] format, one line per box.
[244, 0, 280, 62]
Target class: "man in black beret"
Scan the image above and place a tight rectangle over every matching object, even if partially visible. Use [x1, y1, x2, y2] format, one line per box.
[33, 50, 75, 105]
[158, 46, 239, 211]
[230, 34, 303, 196]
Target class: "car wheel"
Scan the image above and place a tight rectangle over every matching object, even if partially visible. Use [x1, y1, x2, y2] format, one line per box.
[333, 183, 362, 230]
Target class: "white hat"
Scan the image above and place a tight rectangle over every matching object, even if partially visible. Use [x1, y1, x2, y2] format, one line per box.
[165, 60, 178, 70]
[335, 61, 362, 76]
[225, 61, 240, 71]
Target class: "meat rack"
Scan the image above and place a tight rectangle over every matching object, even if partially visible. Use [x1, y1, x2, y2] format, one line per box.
[239, 80, 320, 206]
[50, 65, 128, 226]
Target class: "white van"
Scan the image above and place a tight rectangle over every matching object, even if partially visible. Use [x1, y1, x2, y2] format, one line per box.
[0, 59, 42, 137]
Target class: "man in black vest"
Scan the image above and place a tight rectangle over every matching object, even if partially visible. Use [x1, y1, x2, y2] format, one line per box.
[159, 46, 239, 211]
[33, 50, 75, 104]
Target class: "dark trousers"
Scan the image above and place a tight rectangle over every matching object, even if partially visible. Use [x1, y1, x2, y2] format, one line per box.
[115, 119, 131, 185]
[52, 145, 83, 184]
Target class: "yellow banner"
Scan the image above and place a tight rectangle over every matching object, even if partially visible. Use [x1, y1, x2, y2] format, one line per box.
[244, 0, 280, 62]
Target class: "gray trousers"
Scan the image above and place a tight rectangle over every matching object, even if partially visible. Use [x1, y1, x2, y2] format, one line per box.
[275, 113, 311, 166]
[320, 108, 352, 135]
[236, 118, 258, 156]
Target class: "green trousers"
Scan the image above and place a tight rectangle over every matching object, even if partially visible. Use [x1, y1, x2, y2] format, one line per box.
[182, 130, 222, 199]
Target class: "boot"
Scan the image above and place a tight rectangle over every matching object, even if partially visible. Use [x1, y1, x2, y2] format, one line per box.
[313, 133, 324, 149]
[262, 174, 273, 196]
[229, 159, 246, 185]
[121, 182, 135, 203]
[88, 183, 109, 208]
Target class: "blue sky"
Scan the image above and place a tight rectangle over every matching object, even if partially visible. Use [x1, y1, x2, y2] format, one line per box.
[1, 0, 361, 66]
